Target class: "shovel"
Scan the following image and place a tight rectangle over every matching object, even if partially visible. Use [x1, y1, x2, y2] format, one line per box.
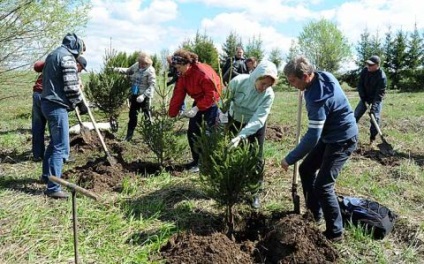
[369, 111, 394, 156]
[292, 90, 303, 214]
[80, 92, 117, 166]
[75, 107, 92, 143]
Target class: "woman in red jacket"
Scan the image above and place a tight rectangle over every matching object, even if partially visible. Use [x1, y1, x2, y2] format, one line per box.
[168, 49, 222, 172]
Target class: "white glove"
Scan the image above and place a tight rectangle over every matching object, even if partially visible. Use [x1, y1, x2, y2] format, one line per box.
[183, 106, 199, 118]
[227, 135, 244, 150]
[218, 111, 228, 124]
[112, 67, 128, 74]
[136, 94, 145, 103]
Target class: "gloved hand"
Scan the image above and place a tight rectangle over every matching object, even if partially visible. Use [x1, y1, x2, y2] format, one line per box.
[76, 101, 88, 115]
[112, 67, 128, 74]
[227, 135, 244, 150]
[218, 111, 228, 124]
[183, 106, 199, 118]
[136, 94, 145, 103]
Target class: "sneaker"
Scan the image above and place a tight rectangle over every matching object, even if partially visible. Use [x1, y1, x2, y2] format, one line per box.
[32, 157, 43, 162]
[251, 196, 260, 209]
[322, 230, 343, 243]
[39, 176, 48, 184]
[64, 156, 76, 163]
[188, 165, 199, 173]
[44, 190, 69, 199]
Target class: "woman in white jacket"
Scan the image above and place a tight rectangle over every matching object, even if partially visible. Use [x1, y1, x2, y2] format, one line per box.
[121, 52, 156, 141]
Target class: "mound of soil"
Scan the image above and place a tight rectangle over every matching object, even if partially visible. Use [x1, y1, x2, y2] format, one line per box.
[63, 157, 133, 193]
[161, 232, 252, 264]
[265, 124, 290, 142]
[160, 213, 339, 264]
[258, 214, 338, 263]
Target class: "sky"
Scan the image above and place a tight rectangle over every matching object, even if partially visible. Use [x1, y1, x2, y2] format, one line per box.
[81, 0, 424, 71]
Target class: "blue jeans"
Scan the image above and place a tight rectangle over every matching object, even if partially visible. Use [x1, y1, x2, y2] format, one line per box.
[32, 92, 47, 159]
[41, 100, 70, 193]
[187, 104, 219, 164]
[299, 136, 357, 235]
[354, 100, 382, 140]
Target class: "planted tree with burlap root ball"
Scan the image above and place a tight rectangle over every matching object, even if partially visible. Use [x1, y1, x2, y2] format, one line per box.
[85, 49, 137, 131]
[138, 71, 185, 168]
[195, 125, 262, 237]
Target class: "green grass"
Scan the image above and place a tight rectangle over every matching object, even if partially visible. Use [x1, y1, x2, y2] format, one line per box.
[1, 73, 423, 263]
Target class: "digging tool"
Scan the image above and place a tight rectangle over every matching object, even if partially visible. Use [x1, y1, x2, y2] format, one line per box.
[80, 92, 117, 166]
[75, 107, 92, 142]
[48, 176, 99, 264]
[369, 111, 394, 156]
[292, 90, 303, 214]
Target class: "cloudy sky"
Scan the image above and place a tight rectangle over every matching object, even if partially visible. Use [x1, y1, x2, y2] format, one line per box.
[82, 0, 424, 71]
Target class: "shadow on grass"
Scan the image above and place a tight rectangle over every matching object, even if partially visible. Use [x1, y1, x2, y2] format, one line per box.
[0, 149, 32, 164]
[354, 144, 424, 167]
[0, 128, 32, 135]
[0, 177, 44, 196]
[122, 183, 225, 246]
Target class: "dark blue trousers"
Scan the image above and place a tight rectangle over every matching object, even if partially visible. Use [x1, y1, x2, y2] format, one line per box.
[299, 136, 357, 235]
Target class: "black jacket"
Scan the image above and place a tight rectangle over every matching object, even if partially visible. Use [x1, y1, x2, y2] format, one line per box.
[357, 67, 387, 104]
[222, 56, 248, 84]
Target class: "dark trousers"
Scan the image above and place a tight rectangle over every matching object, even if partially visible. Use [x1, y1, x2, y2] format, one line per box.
[127, 95, 152, 131]
[187, 104, 218, 164]
[299, 136, 357, 235]
[354, 100, 382, 140]
[228, 118, 266, 159]
[228, 118, 266, 187]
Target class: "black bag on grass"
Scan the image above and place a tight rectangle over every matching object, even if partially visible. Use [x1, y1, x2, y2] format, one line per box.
[338, 196, 397, 239]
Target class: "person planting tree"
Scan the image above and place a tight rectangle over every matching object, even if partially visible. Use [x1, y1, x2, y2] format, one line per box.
[40, 33, 87, 199]
[114, 52, 156, 141]
[168, 49, 222, 173]
[280, 55, 358, 242]
[223, 60, 278, 208]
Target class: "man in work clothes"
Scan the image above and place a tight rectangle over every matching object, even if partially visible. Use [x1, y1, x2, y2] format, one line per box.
[40, 33, 87, 199]
[354, 55, 387, 145]
[281, 56, 358, 242]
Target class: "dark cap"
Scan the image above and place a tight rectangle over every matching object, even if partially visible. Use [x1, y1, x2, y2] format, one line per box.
[366, 55, 380, 65]
[77, 56, 87, 71]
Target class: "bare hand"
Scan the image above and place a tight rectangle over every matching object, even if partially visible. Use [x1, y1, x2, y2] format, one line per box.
[281, 158, 289, 171]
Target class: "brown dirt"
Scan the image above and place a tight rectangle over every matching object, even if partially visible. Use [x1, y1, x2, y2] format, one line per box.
[160, 212, 339, 264]
[266, 124, 291, 142]
[63, 131, 136, 192]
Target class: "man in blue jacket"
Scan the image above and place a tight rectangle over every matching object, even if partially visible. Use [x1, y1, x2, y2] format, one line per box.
[281, 56, 358, 242]
[40, 33, 87, 199]
[354, 55, 387, 144]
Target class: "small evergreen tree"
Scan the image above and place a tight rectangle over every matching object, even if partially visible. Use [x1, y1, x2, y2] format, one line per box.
[85, 49, 132, 131]
[221, 31, 243, 65]
[181, 31, 220, 71]
[245, 35, 265, 61]
[196, 125, 262, 237]
[138, 71, 185, 168]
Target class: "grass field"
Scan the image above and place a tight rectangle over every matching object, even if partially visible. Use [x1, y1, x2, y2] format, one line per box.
[0, 72, 423, 263]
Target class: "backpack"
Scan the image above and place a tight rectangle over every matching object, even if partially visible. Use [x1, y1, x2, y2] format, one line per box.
[338, 196, 397, 239]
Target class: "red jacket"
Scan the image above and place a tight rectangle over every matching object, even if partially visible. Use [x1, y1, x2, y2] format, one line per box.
[168, 63, 222, 117]
[33, 61, 44, 93]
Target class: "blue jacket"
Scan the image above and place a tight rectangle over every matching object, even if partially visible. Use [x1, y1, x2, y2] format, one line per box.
[285, 71, 358, 165]
[41, 33, 84, 110]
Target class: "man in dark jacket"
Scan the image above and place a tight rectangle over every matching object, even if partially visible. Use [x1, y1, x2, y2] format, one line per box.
[222, 46, 248, 85]
[40, 33, 87, 199]
[354, 55, 387, 144]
